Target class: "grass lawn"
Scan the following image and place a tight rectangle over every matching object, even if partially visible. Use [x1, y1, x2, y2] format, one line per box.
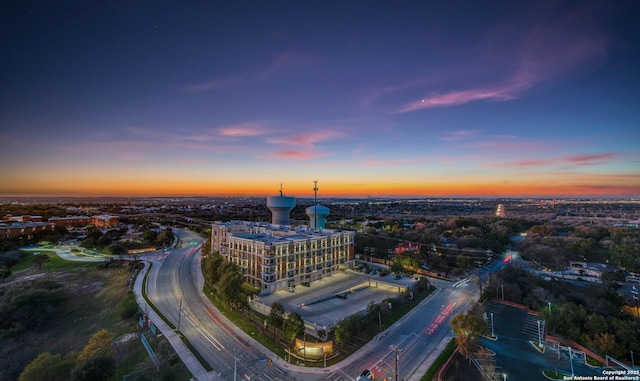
[1, 252, 191, 381]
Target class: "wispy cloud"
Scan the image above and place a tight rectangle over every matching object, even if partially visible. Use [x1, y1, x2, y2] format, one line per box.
[361, 77, 433, 109]
[440, 129, 484, 141]
[507, 153, 617, 168]
[218, 122, 269, 137]
[394, 5, 607, 113]
[268, 150, 330, 160]
[265, 130, 342, 160]
[266, 130, 342, 146]
[184, 52, 301, 93]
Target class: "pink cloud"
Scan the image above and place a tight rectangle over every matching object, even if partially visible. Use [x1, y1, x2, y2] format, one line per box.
[511, 153, 617, 167]
[264, 129, 343, 160]
[394, 5, 607, 113]
[218, 123, 268, 137]
[267, 130, 342, 146]
[184, 52, 302, 93]
[268, 150, 330, 160]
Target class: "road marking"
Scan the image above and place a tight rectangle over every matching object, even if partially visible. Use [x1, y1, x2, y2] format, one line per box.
[195, 325, 224, 351]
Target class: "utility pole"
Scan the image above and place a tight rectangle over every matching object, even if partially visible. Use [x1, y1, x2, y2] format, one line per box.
[390, 345, 401, 381]
[313, 180, 318, 230]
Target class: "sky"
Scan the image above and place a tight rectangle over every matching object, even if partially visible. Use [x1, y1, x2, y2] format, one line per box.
[1, 1, 639, 198]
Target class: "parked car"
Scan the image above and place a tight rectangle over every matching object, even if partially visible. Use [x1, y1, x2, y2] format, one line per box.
[379, 271, 387, 277]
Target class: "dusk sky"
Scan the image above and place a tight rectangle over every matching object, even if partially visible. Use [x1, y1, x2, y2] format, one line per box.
[1, 1, 639, 198]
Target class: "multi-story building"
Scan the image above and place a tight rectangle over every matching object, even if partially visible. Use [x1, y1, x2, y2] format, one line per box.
[91, 215, 119, 228]
[211, 221, 355, 295]
[48, 215, 91, 228]
[0, 222, 55, 238]
[2, 215, 43, 222]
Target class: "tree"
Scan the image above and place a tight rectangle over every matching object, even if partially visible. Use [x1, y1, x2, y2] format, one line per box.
[75, 329, 114, 364]
[0, 266, 11, 282]
[156, 228, 174, 246]
[71, 330, 115, 381]
[218, 269, 242, 308]
[33, 254, 50, 269]
[71, 356, 115, 381]
[19, 352, 73, 381]
[450, 303, 487, 362]
[268, 302, 285, 344]
[142, 230, 158, 244]
[283, 312, 305, 342]
[117, 292, 138, 318]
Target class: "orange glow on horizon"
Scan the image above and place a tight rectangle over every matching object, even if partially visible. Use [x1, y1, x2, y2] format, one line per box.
[2, 179, 637, 198]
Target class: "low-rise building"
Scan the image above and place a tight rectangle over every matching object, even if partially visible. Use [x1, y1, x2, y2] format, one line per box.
[0, 222, 55, 238]
[91, 215, 119, 228]
[48, 215, 91, 228]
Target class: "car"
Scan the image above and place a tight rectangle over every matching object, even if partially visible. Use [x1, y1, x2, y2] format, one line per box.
[356, 369, 374, 380]
[286, 286, 295, 293]
[369, 270, 377, 275]
[379, 271, 387, 277]
[394, 274, 402, 280]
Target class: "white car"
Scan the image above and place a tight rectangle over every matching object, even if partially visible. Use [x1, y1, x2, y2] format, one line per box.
[356, 369, 374, 380]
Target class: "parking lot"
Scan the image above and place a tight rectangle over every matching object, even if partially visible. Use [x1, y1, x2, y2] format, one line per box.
[258, 269, 414, 330]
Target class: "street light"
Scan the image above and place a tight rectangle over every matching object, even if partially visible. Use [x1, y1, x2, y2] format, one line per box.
[490, 312, 494, 338]
[569, 346, 575, 376]
[503, 373, 506, 381]
[537, 320, 542, 347]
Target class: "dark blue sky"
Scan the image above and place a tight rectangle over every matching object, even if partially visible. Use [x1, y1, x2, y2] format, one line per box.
[1, 1, 639, 197]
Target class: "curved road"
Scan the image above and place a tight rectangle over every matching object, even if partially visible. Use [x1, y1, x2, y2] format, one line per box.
[145, 229, 478, 381]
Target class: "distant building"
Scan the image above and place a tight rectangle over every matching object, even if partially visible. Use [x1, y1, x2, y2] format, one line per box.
[395, 241, 421, 256]
[3, 214, 43, 222]
[48, 215, 91, 228]
[0, 221, 55, 238]
[496, 204, 506, 218]
[211, 221, 355, 295]
[91, 215, 119, 228]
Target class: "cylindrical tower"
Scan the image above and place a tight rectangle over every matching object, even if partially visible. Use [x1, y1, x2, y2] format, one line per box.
[267, 195, 296, 225]
[306, 204, 330, 230]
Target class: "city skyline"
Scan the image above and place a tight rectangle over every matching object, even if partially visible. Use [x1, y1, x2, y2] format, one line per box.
[1, 1, 639, 198]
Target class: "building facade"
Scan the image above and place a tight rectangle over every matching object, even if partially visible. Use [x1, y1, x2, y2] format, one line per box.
[91, 215, 119, 228]
[0, 222, 55, 238]
[48, 216, 91, 228]
[211, 221, 355, 295]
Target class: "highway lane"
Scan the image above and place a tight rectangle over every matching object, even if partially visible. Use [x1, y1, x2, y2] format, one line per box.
[148, 228, 481, 381]
[151, 229, 293, 380]
[336, 279, 478, 381]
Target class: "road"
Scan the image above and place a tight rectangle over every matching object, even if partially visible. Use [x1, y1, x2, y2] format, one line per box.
[145, 229, 479, 381]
